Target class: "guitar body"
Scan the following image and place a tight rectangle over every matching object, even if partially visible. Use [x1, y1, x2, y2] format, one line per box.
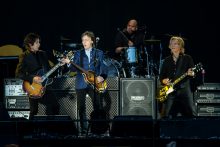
[157, 85, 174, 103]
[82, 70, 107, 93]
[23, 80, 46, 98]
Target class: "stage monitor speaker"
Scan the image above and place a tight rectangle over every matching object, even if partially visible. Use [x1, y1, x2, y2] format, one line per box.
[110, 115, 154, 138]
[160, 117, 220, 139]
[120, 78, 156, 118]
[17, 119, 78, 138]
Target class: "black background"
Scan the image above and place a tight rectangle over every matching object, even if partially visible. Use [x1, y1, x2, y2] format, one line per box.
[0, 0, 219, 83]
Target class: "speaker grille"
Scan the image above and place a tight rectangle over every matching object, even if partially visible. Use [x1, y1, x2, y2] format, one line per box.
[106, 77, 119, 90]
[85, 91, 119, 120]
[120, 78, 156, 118]
[47, 77, 75, 90]
[39, 77, 118, 120]
[38, 91, 77, 120]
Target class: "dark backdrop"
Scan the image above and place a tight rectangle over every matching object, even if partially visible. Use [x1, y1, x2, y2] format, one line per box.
[0, 0, 219, 83]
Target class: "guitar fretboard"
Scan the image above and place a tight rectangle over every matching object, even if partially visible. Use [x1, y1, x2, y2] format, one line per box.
[42, 63, 61, 82]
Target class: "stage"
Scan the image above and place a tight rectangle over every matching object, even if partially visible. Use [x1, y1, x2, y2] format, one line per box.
[1, 116, 220, 147]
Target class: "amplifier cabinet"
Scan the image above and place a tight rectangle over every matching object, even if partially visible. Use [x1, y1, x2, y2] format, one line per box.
[197, 104, 220, 116]
[195, 91, 220, 103]
[5, 96, 29, 109]
[7, 110, 30, 119]
[197, 83, 220, 91]
[4, 78, 27, 96]
[120, 78, 156, 118]
[4, 78, 30, 109]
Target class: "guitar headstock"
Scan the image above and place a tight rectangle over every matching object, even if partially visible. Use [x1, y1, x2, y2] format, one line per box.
[65, 50, 74, 59]
[193, 62, 203, 73]
[53, 50, 74, 60]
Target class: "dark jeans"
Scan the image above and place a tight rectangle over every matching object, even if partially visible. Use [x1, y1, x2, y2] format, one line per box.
[76, 88, 103, 132]
[164, 87, 196, 118]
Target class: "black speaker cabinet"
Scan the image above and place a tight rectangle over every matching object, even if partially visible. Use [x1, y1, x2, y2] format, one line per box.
[38, 91, 78, 120]
[37, 78, 77, 120]
[38, 77, 119, 121]
[120, 78, 156, 119]
[85, 77, 119, 120]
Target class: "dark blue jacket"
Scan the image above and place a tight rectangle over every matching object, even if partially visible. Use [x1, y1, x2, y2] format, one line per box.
[69, 48, 107, 89]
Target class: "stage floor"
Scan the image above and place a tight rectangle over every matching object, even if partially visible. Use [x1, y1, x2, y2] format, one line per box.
[1, 116, 220, 147]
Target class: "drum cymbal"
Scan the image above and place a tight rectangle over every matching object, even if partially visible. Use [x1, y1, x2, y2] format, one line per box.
[64, 43, 82, 48]
[144, 39, 161, 44]
[163, 34, 187, 40]
[60, 36, 71, 41]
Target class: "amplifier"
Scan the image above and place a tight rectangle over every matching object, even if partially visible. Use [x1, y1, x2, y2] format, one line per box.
[4, 78, 30, 109]
[197, 104, 220, 116]
[194, 91, 220, 103]
[5, 96, 29, 109]
[4, 78, 27, 96]
[7, 110, 30, 119]
[197, 83, 220, 91]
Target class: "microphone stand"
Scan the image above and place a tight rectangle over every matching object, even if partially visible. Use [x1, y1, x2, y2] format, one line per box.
[202, 69, 205, 84]
[142, 27, 150, 78]
[57, 36, 64, 77]
[158, 42, 163, 75]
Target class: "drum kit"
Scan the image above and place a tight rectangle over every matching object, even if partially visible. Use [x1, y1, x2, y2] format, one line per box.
[114, 40, 163, 78]
[53, 36, 163, 79]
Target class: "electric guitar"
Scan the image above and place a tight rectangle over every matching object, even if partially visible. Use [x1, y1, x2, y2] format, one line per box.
[23, 51, 74, 98]
[157, 63, 203, 103]
[69, 61, 107, 93]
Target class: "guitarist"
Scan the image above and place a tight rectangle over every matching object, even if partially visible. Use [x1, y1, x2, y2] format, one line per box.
[159, 36, 196, 118]
[15, 33, 66, 120]
[62, 31, 108, 135]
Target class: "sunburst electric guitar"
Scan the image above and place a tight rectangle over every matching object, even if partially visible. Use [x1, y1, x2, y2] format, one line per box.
[157, 63, 203, 103]
[69, 61, 107, 93]
[23, 51, 74, 98]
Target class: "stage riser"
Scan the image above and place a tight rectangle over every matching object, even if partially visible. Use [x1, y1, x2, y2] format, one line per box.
[1, 117, 220, 141]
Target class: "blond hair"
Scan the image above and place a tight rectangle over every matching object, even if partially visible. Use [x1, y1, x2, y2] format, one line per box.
[169, 36, 185, 54]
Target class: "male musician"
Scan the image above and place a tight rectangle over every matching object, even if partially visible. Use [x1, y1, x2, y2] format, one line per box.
[113, 19, 146, 77]
[62, 31, 108, 135]
[159, 36, 196, 118]
[15, 33, 66, 119]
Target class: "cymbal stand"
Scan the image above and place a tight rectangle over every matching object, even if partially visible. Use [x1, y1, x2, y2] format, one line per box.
[158, 42, 163, 75]
[144, 46, 150, 77]
[130, 64, 136, 78]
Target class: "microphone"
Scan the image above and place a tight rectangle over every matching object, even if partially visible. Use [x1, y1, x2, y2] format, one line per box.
[96, 37, 100, 43]
[202, 69, 205, 84]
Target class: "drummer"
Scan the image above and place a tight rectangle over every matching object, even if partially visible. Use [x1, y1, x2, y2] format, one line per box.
[112, 19, 146, 77]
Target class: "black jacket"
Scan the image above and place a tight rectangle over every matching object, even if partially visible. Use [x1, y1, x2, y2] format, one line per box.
[15, 49, 50, 84]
